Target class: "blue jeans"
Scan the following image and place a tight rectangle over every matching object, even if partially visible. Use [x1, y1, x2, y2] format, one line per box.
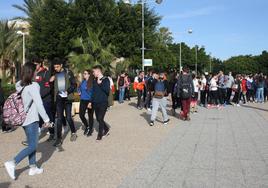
[256, 88, 264, 102]
[119, 87, 125, 103]
[14, 122, 39, 166]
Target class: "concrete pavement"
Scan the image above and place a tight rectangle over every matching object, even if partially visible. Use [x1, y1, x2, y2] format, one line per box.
[119, 103, 268, 188]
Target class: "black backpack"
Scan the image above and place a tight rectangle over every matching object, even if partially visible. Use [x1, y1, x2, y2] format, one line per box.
[118, 77, 125, 87]
[179, 75, 192, 99]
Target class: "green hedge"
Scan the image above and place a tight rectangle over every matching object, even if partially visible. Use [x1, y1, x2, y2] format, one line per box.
[2, 84, 16, 99]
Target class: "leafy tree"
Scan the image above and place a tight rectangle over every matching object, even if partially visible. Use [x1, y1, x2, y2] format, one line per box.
[68, 27, 114, 74]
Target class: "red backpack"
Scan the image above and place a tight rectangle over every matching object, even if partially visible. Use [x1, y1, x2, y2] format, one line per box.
[3, 86, 32, 127]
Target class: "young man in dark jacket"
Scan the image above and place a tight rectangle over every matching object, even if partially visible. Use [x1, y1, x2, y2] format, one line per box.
[92, 65, 110, 141]
[52, 58, 77, 147]
[176, 67, 194, 121]
[33, 58, 55, 140]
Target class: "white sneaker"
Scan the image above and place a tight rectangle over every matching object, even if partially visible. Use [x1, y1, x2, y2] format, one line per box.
[237, 104, 240, 107]
[4, 161, 16, 180]
[29, 167, 43, 176]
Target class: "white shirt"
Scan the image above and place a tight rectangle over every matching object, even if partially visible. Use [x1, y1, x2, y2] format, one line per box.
[193, 79, 199, 93]
[210, 78, 218, 91]
[200, 78, 207, 91]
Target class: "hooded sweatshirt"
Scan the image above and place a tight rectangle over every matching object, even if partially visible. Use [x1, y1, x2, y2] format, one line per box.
[16, 81, 49, 126]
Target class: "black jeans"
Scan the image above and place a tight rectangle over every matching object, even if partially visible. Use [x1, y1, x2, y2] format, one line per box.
[56, 97, 76, 139]
[210, 90, 219, 105]
[247, 89, 255, 102]
[144, 91, 153, 109]
[233, 91, 240, 104]
[79, 100, 94, 131]
[226, 88, 232, 104]
[172, 95, 181, 110]
[124, 87, 130, 100]
[137, 90, 143, 108]
[94, 102, 109, 137]
[200, 90, 206, 105]
[218, 88, 227, 105]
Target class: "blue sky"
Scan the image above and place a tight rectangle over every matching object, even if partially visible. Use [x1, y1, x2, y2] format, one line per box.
[1, 0, 268, 60]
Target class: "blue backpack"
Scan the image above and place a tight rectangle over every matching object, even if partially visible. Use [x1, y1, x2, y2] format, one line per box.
[246, 80, 252, 90]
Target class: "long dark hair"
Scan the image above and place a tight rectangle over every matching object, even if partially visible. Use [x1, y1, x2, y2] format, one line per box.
[21, 62, 36, 86]
[85, 69, 93, 90]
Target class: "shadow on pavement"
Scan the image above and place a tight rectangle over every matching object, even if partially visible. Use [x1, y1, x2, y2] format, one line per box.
[241, 104, 268, 112]
[0, 182, 11, 188]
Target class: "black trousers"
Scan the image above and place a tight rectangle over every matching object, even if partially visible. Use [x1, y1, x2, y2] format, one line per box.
[200, 90, 206, 105]
[79, 100, 94, 131]
[124, 87, 130, 100]
[232, 91, 240, 104]
[210, 90, 219, 105]
[144, 91, 152, 109]
[56, 97, 76, 139]
[247, 89, 255, 102]
[218, 88, 227, 105]
[226, 88, 232, 104]
[172, 95, 181, 110]
[137, 90, 143, 108]
[94, 103, 109, 137]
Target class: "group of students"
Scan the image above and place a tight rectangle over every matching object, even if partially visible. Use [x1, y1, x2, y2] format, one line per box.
[3, 59, 111, 180]
[130, 67, 196, 124]
[195, 71, 268, 108]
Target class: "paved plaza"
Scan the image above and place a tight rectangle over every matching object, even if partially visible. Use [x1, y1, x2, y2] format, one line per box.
[0, 100, 268, 188]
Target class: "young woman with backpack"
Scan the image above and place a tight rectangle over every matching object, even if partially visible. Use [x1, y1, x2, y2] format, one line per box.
[4, 62, 51, 180]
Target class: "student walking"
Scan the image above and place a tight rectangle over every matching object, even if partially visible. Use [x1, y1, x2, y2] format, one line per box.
[124, 73, 131, 101]
[52, 58, 77, 147]
[78, 70, 94, 137]
[176, 67, 194, 121]
[232, 75, 242, 106]
[33, 58, 55, 141]
[4, 62, 51, 180]
[150, 72, 170, 126]
[92, 65, 110, 141]
[117, 71, 127, 104]
[134, 71, 145, 110]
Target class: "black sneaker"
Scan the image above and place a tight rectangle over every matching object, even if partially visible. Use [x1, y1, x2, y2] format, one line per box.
[46, 134, 55, 142]
[163, 119, 170, 125]
[53, 139, 62, 147]
[86, 129, 92, 137]
[84, 127, 90, 135]
[150, 121, 154, 126]
[103, 129, 110, 137]
[96, 135, 102, 141]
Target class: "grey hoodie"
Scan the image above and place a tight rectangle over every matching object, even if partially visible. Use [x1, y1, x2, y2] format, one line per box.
[16, 81, 49, 126]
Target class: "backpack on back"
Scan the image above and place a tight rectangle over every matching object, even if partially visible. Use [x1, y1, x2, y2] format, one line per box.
[3, 87, 32, 127]
[118, 77, 125, 87]
[246, 80, 252, 90]
[154, 81, 165, 99]
[180, 75, 192, 99]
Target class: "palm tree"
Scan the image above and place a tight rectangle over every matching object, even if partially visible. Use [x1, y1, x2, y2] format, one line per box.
[0, 20, 21, 80]
[68, 27, 115, 74]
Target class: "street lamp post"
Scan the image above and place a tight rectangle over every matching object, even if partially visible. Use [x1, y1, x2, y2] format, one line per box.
[17, 31, 29, 65]
[179, 29, 192, 72]
[124, 0, 163, 71]
[209, 52, 212, 73]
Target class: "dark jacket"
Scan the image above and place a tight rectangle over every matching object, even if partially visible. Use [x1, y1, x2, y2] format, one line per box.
[92, 77, 110, 105]
[35, 68, 52, 103]
[54, 69, 76, 102]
